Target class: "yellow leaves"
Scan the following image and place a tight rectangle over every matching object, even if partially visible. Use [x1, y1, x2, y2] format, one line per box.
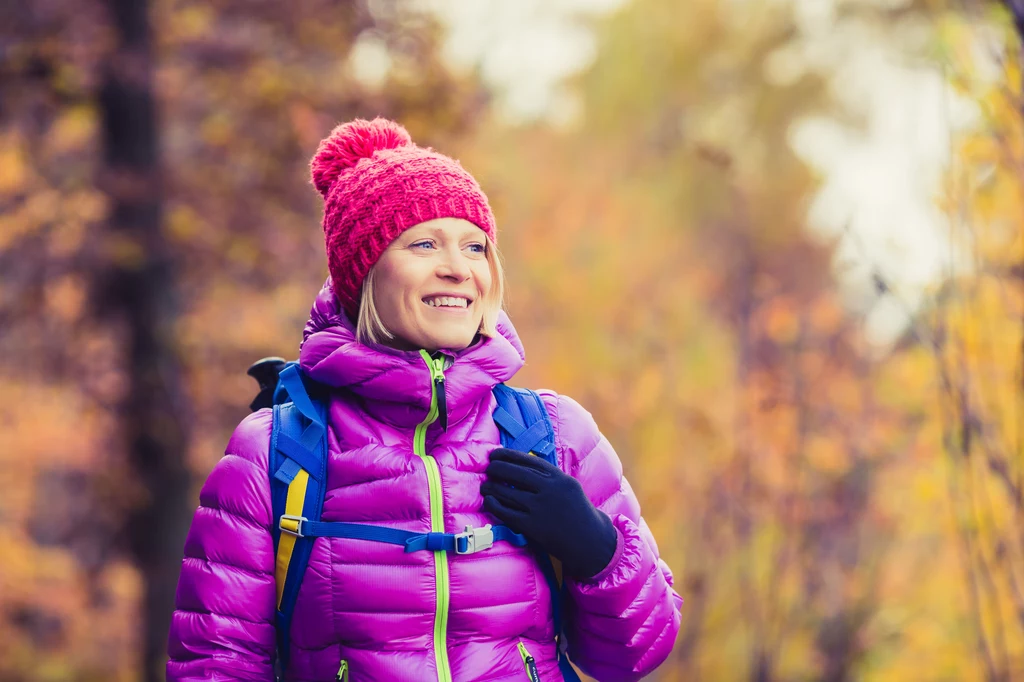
[200, 111, 234, 148]
[244, 63, 293, 106]
[165, 202, 203, 243]
[774, 627, 817, 680]
[168, 4, 216, 42]
[0, 187, 104, 257]
[625, 363, 664, 419]
[48, 106, 97, 156]
[225, 235, 260, 269]
[5, 0, 1017, 679]
[891, 19, 1024, 678]
[960, 134, 1000, 169]
[0, 190, 59, 250]
[101, 232, 146, 270]
[957, 275, 1020, 352]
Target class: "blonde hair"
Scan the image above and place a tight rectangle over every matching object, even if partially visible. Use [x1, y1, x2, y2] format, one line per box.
[356, 235, 505, 347]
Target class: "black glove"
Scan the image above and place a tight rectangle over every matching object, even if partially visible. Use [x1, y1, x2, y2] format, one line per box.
[481, 448, 618, 580]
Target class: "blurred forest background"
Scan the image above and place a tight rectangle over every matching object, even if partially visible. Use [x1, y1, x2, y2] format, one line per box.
[4, 0, 1024, 680]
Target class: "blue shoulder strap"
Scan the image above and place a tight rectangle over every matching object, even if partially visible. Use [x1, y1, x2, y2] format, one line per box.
[269, 364, 329, 676]
[491, 384, 583, 682]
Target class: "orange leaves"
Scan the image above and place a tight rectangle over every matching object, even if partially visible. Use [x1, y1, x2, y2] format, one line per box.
[760, 295, 801, 345]
[0, 132, 30, 194]
[4, 0, 1016, 679]
[43, 275, 86, 324]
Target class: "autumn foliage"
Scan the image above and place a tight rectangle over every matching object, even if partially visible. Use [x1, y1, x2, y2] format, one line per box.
[4, 0, 1024, 680]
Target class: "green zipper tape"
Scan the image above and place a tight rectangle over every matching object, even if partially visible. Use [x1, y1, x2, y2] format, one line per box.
[417, 350, 452, 682]
[335, 660, 349, 682]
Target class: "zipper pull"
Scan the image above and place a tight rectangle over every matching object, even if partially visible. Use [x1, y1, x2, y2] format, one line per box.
[336, 660, 349, 682]
[431, 356, 448, 432]
[525, 655, 540, 682]
[517, 642, 541, 682]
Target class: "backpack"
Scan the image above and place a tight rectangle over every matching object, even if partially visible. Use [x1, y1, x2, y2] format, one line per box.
[247, 357, 582, 682]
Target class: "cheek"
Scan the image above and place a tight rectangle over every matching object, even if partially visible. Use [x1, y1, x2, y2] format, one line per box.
[374, 261, 420, 321]
[374, 285, 413, 331]
[397, 290, 423, 323]
[474, 262, 493, 297]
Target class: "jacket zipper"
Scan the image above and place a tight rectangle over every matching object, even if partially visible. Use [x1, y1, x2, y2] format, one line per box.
[517, 641, 541, 682]
[417, 350, 452, 682]
[335, 660, 349, 682]
[432, 355, 448, 432]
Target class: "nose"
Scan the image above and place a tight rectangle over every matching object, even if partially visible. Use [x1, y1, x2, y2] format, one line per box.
[436, 244, 472, 282]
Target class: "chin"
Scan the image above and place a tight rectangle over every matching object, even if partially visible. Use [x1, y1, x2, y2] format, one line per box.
[436, 336, 475, 351]
[425, 328, 477, 351]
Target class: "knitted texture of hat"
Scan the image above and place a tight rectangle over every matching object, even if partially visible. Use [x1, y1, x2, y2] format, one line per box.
[310, 117, 497, 316]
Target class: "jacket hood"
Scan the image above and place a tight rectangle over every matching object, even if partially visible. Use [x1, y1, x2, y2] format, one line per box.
[298, 279, 526, 426]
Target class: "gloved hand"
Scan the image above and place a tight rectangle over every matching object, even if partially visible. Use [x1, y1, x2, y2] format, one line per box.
[481, 448, 618, 580]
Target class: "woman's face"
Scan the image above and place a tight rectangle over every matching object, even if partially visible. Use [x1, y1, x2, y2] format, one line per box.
[372, 217, 493, 352]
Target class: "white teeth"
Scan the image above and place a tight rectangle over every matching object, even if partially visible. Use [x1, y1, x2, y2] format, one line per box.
[425, 296, 468, 308]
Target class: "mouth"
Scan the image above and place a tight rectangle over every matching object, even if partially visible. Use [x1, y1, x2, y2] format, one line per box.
[422, 294, 473, 311]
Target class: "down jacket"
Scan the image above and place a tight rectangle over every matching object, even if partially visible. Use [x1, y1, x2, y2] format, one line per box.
[167, 283, 683, 681]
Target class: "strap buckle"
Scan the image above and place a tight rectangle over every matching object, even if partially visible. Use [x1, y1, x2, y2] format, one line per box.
[454, 524, 494, 555]
[279, 514, 307, 538]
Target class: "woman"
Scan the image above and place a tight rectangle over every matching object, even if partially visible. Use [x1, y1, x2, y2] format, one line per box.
[166, 118, 682, 682]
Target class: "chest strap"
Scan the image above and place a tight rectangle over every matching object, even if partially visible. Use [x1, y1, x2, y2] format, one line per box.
[279, 516, 526, 555]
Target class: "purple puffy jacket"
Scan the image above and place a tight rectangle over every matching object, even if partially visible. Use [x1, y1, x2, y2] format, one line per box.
[167, 284, 683, 681]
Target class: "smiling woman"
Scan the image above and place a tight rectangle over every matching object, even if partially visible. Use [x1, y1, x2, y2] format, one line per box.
[165, 118, 682, 682]
[361, 217, 504, 350]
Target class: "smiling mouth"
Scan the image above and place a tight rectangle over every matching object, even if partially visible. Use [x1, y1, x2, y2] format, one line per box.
[422, 295, 472, 309]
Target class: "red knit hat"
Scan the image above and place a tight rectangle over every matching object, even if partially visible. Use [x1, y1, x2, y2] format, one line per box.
[310, 118, 497, 317]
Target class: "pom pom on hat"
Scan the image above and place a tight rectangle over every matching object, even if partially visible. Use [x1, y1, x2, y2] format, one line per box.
[310, 118, 413, 198]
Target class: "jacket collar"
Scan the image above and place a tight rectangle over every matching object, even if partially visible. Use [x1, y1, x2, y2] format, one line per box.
[298, 280, 525, 428]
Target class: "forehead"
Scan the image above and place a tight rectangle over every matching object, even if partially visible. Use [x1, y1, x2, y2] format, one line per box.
[403, 217, 482, 239]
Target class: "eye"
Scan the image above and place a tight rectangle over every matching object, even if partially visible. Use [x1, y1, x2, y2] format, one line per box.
[411, 240, 435, 250]
[466, 242, 486, 255]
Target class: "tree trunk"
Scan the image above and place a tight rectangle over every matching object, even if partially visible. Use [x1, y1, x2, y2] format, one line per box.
[97, 1, 191, 680]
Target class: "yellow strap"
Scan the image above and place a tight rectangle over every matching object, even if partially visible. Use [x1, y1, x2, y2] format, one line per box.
[275, 469, 310, 609]
[550, 555, 563, 586]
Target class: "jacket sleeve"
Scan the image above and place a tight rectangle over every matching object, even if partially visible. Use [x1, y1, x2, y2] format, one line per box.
[166, 410, 277, 682]
[541, 392, 683, 682]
